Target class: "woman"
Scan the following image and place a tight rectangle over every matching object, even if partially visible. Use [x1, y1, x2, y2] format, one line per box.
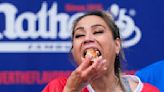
[42, 10, 159, 92]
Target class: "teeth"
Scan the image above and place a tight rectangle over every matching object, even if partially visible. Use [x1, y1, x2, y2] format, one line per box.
[96, 50, 100, 56]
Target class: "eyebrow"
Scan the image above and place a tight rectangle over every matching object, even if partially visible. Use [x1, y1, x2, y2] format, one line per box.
[74, 24, 106, 33]
[74, 27, 84, 32]
[91, 24, 106, 29]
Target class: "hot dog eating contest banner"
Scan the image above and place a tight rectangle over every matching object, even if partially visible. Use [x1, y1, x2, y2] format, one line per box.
[0, 0, 164, 92]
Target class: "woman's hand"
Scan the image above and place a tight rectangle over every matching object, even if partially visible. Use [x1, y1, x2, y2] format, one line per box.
[63, 55, 107, 92]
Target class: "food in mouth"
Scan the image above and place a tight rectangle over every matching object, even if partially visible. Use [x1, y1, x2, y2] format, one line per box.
[84, 48, 101, 65]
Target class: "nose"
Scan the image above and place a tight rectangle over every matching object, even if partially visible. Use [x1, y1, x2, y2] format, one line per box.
[83, 33, 95, 44]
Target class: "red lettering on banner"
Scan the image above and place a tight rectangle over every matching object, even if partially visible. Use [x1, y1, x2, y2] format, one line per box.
[0, 70, 135, 85]
[87, 4, 103, 10]
[65, 4, 103, 12]
[0, 71, 71, 85]
[65, 4, 85, 12]
[0, 71, 7, 84]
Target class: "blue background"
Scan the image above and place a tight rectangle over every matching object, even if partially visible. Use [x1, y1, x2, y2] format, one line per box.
[0, 0, 164, 92]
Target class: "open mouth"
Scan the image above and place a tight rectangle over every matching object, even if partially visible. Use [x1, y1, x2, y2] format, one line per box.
[83, 48, 101, 59]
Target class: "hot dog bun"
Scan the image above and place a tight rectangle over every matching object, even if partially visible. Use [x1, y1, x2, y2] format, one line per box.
[85, 48, 100, 64]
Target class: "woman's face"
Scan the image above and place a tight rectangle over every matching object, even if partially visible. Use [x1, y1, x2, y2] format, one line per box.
[72, 15, 120, 69]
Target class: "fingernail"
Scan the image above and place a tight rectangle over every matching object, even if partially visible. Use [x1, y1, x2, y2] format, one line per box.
[81, 57, 84, 61]
[103, 67, 107, 70]
[86, 54, 92, 59]
[102, 60, 106, 64]
[98, 56, 102, 60]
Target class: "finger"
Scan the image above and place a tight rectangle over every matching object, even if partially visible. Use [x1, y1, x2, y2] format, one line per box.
[97, 59, 107, 71]
[76, 56, 93, 72]
[89, 59, 107, 82]
[82, 64, 96, 78]
[82, 56, 103, 77]
[90, 57, 104, 76]
[102, 59, 107, 71]
[96, 59, 104, 71]
[92, 56, 103, 69]
[82, 55, 93, 68]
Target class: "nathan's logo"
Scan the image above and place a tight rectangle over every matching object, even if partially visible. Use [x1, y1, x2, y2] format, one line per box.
[0, 2, 84, 39]
[0, 2, 141, 53]
[0, 2, 83, 53]
[109, 4, 142, 48]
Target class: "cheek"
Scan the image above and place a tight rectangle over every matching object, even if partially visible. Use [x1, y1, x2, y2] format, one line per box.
[103, 43, 116, 69]
[72, 40, 81, 53]
[99, 36, 116, 60]
[72, 41, 82, 65]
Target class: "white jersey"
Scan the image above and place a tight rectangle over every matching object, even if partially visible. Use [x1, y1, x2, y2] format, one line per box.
[87, 75, 143, 92]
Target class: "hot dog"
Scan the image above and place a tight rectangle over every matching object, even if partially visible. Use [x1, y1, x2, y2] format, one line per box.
[85, 48, 100, 65]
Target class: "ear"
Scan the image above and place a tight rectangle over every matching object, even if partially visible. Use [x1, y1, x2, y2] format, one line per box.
[114, 38, 121, 54]
[71, 47, 73, 54]
[71, 46, 74, 56]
